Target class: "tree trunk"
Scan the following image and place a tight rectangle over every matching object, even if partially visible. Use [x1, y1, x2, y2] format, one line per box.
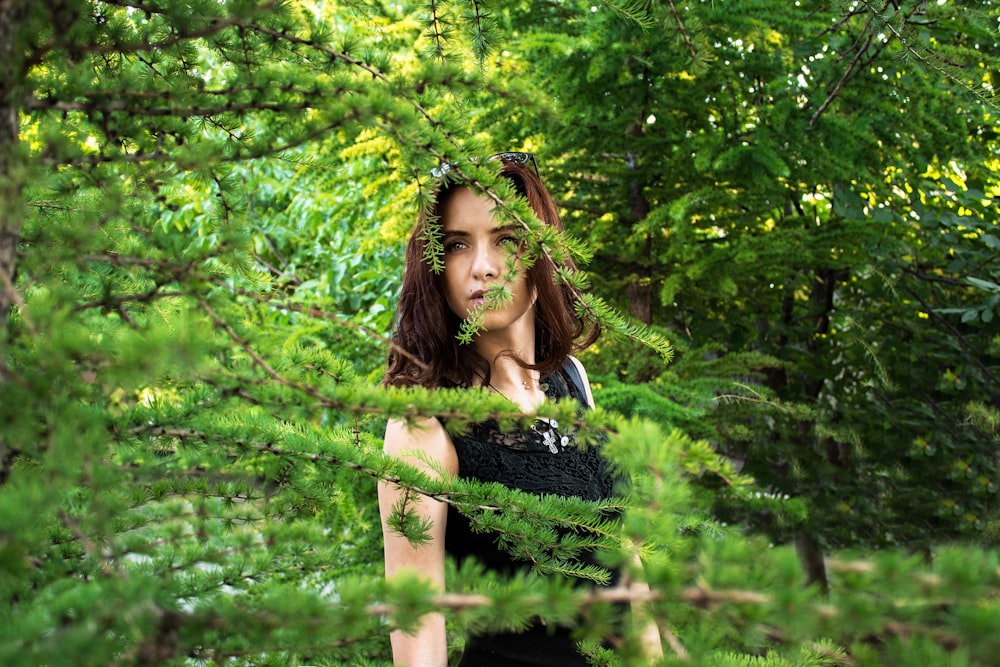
[0, 104, 20, 325]
[626, 273, 652, 325]
[626, 149, 652, 325]
[0, 0, 25, 322]
[795, 529, 829, 593]
[0, 0, 28, 485]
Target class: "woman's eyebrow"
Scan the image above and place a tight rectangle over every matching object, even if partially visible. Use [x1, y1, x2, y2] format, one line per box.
[441, 225, 517, 238]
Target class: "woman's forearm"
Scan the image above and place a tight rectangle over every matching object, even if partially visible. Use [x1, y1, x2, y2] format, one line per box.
[390, 612, 448, 666]
[380, 418, 457, 667]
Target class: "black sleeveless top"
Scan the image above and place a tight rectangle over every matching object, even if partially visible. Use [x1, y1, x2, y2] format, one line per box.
[444, 360, 621, 667]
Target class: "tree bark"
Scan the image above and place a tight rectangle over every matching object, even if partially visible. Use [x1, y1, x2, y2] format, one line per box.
[625, 149, 653, 325]
[0, 0, 25, 323]
[0, 0, 28, 486]
[795, 529, 829, 594]
[0, 105, 20, 325]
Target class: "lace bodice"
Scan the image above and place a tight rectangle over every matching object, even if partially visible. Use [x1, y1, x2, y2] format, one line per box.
[444, 361, 618, 570]
[443, 360, 622, 666]
[450, 362, 616, 498]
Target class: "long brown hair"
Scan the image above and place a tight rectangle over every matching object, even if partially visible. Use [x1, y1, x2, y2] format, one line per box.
[384, 157, 599, 389]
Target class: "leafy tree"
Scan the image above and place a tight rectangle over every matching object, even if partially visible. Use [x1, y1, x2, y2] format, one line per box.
[472, 0, 1000, 583]
[2, 2, 1000, 667]
[0, 2, 430, 663]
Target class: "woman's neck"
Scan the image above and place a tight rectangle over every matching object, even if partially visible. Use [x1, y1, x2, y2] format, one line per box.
[485, 359, 545, 411]
[473, 314, 536, 374]
[487, 356, 537, 388]
[474, 322, 544, 411]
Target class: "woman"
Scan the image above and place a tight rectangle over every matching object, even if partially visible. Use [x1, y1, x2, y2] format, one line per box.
[378, 153, 654, 666]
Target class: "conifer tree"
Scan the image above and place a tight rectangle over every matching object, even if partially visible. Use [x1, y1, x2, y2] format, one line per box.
[469, 0, 1000, 583]
[2, 2, 1000, 667]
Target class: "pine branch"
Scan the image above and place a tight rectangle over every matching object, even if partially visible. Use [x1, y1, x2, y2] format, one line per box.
[73, 284, 184, 313]
[195, 293, 591, 429]
[26, 95, 322, 117]
[810, 33, 874, 127]
[129, 419, 623, 576]
[40, 113, 364, 167]
[26, 0, 283, 66]
[576, 292, 673, 362]
[23, 4, 477, 183]
[856, 0, 999, 111]
[664, 0, 697, 60]
[368, 585, 653, 618]
[425, 0, 451, 62]
[600, 0, 656, 31]
[369, 576, 967, 653]
[463, 0, 497, 69]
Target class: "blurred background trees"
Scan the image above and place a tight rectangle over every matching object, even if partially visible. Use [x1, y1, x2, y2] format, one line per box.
[1, 1, 998, 665]
[473, 0, 1000, 576]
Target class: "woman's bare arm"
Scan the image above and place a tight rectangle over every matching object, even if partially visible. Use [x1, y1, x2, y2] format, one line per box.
[629, 559, 665, 662]
[378, 417, 458, 667]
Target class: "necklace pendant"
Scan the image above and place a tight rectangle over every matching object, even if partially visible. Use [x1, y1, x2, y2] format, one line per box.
[543, 430, 559, 453]
[532, 421, 561, 453]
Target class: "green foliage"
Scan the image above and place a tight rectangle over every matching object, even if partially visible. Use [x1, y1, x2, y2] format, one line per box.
[577, 292, 674, 362]
[2, 1, 1000, 666]
[708, 640, 851, 667]
[470, 0, 1000, 555]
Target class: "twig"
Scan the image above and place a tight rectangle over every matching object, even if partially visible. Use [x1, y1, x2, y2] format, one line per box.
[0, 259, 35, 334]
[665, 0, 698, 60]
[133, 424, 622, 544]
[57, 510, 117, 577]
[810, 33, 873, 127]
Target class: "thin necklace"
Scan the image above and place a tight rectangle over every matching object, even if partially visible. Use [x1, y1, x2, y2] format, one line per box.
[486, 378, 567, 454]
[485, 372, 537, 396]
[487, 382, 531, 402]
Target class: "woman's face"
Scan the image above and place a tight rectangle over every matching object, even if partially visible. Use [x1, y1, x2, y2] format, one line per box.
[439, 186, 536, 335]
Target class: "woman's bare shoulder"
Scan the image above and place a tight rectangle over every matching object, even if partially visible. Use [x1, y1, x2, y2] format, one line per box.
[384, 417, 458, 478]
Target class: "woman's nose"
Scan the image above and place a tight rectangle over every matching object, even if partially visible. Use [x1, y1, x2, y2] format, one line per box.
[471, 244, 500, 279]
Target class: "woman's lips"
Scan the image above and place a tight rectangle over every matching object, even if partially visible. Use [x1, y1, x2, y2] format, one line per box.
[470, 290, 486, 305]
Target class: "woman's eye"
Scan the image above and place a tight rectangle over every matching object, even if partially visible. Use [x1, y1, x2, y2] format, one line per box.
[445, 241, 467, 253]
[498, 235, 518, 246]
